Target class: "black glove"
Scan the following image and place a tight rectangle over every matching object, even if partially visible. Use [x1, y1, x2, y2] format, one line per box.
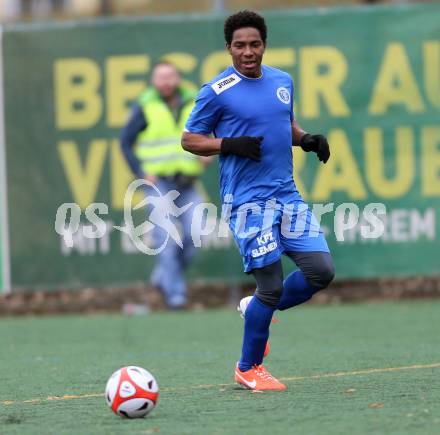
[220, 136, 263, 162]
[300, 134, 330, 163]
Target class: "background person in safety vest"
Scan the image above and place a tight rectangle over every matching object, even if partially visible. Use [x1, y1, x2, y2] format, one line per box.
[120, 61, 210, 309]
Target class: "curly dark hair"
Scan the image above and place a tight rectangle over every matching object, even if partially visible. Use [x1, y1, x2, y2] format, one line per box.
[224, 10, 267, 45]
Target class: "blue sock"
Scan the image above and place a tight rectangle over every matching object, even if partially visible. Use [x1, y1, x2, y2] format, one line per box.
[277, 270, 318, 311]
[238, 296, 274, 372]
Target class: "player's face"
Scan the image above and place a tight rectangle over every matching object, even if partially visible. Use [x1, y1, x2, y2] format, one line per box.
[227, 27, 265, 78]
[151, 64, 180, 100]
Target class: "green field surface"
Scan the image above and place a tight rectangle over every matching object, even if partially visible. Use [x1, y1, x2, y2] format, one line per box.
[1, 301, 439, 435]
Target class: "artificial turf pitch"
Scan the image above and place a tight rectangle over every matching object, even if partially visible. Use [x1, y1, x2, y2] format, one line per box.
[0, 301, 439, 435]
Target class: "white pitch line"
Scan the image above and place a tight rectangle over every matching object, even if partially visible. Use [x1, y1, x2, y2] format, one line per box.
[1, 362, 439, 406]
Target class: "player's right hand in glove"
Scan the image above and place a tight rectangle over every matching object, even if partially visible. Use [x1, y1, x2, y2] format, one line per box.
[220, 136, 263, 162]
[300, 134, 330, 163]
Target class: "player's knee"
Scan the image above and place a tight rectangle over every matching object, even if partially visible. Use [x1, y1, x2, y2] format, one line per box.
[255, 283, 283, 308]
[305, 256, 335, 290]
[316, 262, 335, 289]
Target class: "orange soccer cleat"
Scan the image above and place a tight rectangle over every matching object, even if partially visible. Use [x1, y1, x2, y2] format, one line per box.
[235, 364, 286, 391]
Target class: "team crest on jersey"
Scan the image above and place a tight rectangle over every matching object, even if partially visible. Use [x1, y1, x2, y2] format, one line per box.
[211, 73, 242, 95]
[276, 87, 290, 104]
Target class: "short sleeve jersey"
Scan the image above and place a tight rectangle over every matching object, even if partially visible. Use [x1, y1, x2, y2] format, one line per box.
[185, 65, 301, 209]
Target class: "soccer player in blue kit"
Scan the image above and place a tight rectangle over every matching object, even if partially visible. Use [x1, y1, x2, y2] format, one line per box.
[182, 10, 335, 390]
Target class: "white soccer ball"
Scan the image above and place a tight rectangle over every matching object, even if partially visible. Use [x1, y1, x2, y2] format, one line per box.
[105, 366, 159, 418]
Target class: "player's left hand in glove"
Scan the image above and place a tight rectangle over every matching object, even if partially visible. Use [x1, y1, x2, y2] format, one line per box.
[300, 134, 330, 163]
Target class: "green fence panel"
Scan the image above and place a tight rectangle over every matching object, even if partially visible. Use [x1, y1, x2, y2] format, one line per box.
[3, 3, 440, 289]
[0, 212, 3, 292]
[0, 27, 9, 293]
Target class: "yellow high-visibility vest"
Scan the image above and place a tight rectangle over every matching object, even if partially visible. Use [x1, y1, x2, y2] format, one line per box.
[134, 87, 203, 177]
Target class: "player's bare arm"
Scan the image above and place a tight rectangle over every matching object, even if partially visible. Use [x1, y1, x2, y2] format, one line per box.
[291, 119, 307, 145]
[182, 132, 222, 156]
[182, 132, 262, 161]
[292, 119, 331, 163]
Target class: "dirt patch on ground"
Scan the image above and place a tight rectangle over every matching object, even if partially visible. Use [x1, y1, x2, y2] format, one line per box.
[1, 276, 440, 316]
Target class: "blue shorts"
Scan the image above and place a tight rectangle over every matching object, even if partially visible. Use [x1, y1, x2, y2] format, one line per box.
[229, 199, 330, 273]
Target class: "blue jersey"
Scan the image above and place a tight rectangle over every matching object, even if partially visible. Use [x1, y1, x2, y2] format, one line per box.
[185, 65, 301, 209]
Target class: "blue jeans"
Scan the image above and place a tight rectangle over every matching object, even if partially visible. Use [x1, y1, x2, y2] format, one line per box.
[149, 178, 202, 308]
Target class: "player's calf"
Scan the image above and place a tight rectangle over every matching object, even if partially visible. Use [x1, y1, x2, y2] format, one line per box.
[238, 295, 271, 358]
